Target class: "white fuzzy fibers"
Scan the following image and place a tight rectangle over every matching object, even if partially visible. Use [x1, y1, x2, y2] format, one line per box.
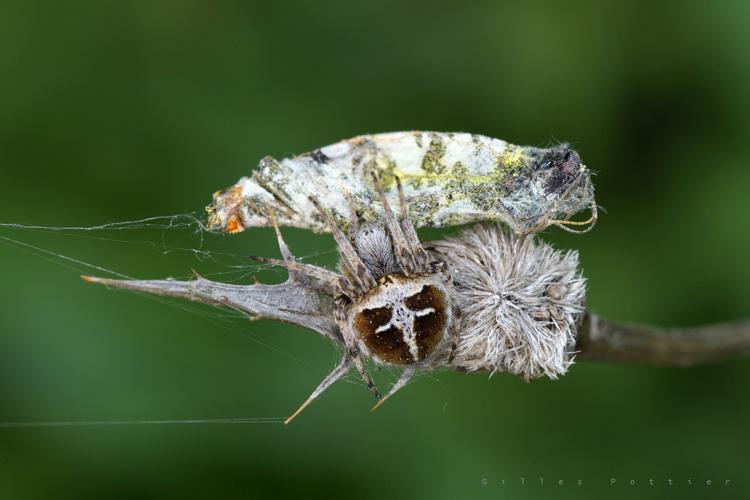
[429, 223, 586, 380]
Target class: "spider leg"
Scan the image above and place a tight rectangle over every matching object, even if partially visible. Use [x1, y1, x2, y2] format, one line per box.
[351, 348, 381, 399]
[337, 277, 356, 299]
[333, 295, 380, 400]
[342, 189, 362, 235]
[370, 173, 417, 275]
[248, 256, 340, 286]
[259, 208, 340, 287]
[268, 208, 294, 263]
[371, 366, 416, 411]
[309, 196, 375, 293]
[394, 176, 430, 272]
[285, 355, 351, 425]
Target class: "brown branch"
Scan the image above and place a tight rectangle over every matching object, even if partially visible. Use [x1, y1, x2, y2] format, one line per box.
[82, 275, 750, 369]
[576, 313, 750, 367]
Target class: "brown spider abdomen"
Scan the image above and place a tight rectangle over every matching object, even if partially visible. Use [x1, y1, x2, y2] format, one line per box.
[353, 285, 448, 365]
[364, 322, 415, 365]
[406, 285, 447, 361]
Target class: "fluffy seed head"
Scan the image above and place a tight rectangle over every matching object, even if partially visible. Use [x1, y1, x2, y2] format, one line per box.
[429, 223, 587, 380]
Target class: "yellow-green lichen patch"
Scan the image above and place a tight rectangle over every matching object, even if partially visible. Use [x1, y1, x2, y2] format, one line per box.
[420, 136, 447, 174]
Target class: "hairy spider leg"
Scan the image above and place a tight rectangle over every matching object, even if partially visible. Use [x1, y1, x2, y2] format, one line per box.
[371, 365, 417, 411]
[332, 296, 381, 400]
[268, 209, 294, 263]
[249, 211, 343, 289]
[394, 176, 429, 273]
[341, 189, 362, 235]
[370, 173, 419, 275]
[309, 196, 375, 294]
[351, 346, 380, 399]
[261, 224, 378, 422]
[248, 256, 340, 286]
[304, 198, 382, 400]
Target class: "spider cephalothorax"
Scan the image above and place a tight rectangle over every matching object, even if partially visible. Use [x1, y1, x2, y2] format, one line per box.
[256, 177, 460, 422]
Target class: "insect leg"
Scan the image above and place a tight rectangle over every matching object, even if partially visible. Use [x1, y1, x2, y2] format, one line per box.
[542, 171, 599, 234]
[371, 366, 416, 411]
[285, 355, 351, 425]
[550, 202, 598, 234]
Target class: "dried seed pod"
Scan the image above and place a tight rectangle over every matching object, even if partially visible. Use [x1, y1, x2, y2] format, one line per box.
[206, 131, 597, 236]
[427, 224, 587, 380]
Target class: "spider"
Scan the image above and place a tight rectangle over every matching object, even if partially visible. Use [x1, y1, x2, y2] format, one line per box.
[255, 176, 461, 423]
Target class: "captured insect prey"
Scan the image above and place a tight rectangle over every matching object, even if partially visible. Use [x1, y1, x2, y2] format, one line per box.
[85, 175, 587, 423]
[206, 131, 598, 236]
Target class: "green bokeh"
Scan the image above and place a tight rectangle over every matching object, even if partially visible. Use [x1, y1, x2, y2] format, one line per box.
[1, 1, 749, 499]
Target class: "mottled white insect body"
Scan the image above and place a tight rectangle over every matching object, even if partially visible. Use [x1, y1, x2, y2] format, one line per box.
[207, 131, 596, 235]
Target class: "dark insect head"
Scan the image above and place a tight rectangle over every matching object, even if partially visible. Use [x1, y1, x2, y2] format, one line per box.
[539, 146, 584, 196]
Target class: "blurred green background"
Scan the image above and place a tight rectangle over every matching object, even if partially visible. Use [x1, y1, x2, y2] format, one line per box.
[1, 1, 749, 499]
